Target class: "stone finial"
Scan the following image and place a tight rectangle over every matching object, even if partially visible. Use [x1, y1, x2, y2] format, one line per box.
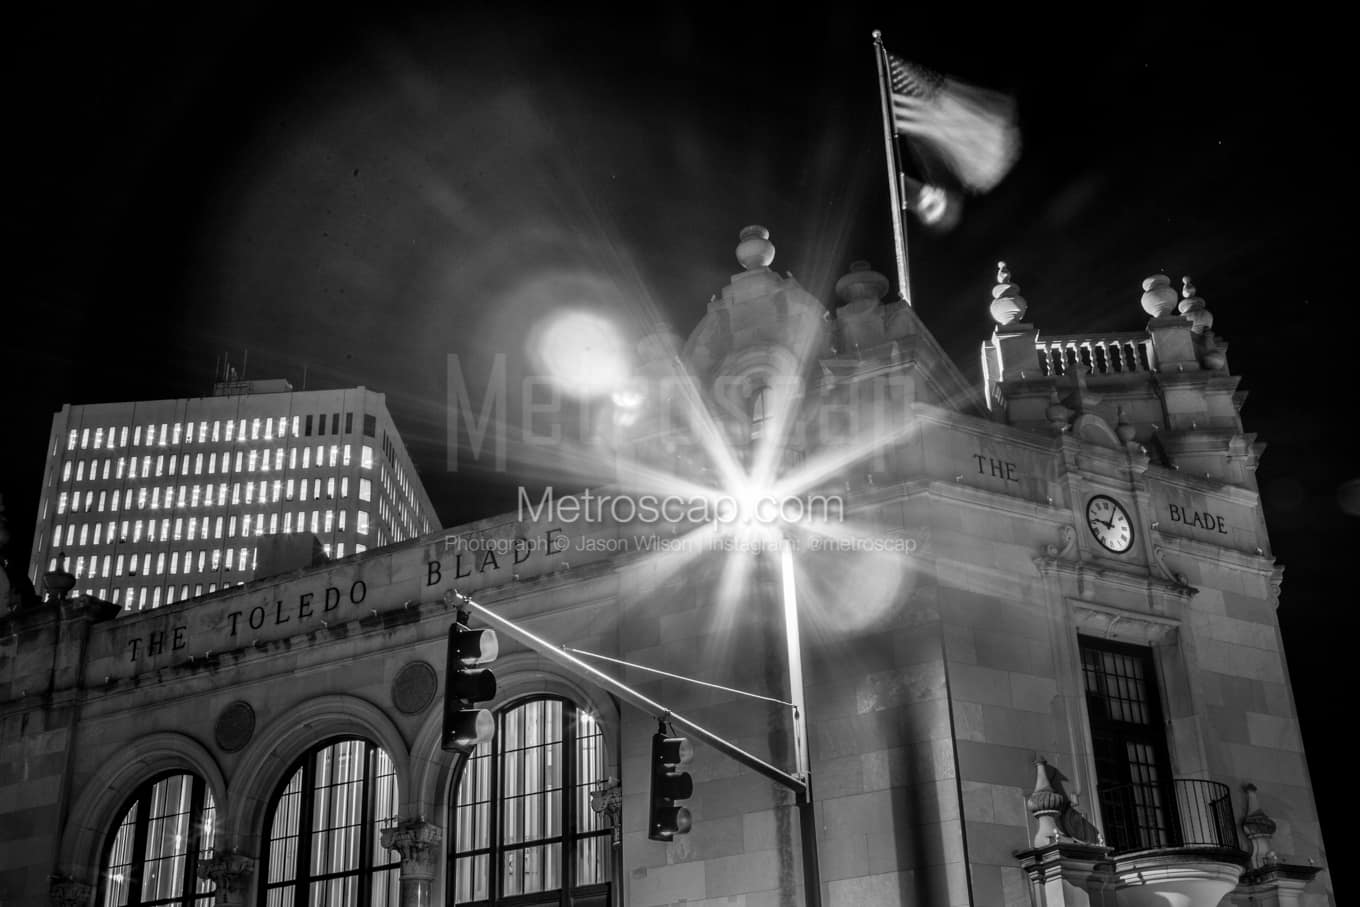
[1241, 783, 1280, 869]
[834, 260, 890, 307]
[1177, 275, 1214, 334]
[1027, 758, 1070, 846]
[1140, 273, 1178, 317]
[736, 225, 776, 270]
[43, 551, 75, 602]
[990, 260, 1029, 326]
[1116, 407, 1137, 443]
[1046, 388, 1073, 432]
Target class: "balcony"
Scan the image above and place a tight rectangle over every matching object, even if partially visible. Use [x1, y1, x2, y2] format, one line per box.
[1100, 779, 1248, 907]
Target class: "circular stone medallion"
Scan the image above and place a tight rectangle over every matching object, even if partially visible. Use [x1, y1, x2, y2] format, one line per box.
[392, 661, 438, 715]
[214, 701, 256, 753]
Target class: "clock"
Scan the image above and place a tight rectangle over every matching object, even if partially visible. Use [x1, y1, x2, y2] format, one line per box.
[1086, 495, 1134, 553]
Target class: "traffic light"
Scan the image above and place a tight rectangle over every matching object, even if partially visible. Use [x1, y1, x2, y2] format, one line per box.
[647, 726, 693, 841]
[442, 617, 499, 754]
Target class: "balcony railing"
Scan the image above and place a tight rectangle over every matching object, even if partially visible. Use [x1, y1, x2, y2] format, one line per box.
[1099, 779, 1245, 855]
[1036, 333, 1154, 377]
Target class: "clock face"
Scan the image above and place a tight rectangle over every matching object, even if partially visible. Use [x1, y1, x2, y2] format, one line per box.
[1086, 495, 1134, 553]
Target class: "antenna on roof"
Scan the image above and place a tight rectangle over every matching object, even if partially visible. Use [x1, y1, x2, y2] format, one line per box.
[242, 349, 249, 382]
[302, 363, 308, 391]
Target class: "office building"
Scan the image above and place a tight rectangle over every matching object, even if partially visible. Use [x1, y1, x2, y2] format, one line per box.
[27, 381, 441, 610]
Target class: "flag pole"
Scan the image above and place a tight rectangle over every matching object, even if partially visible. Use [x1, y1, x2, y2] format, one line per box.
[872, 30, 911, 306]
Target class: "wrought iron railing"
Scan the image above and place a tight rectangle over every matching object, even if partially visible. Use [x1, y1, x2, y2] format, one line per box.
[1036, 333, 1155, 377]
[1099, 778, 1244, 855]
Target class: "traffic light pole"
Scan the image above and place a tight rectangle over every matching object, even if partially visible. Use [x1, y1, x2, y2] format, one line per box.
[780, 544, 822, 907]
[445, 589, 823, 906]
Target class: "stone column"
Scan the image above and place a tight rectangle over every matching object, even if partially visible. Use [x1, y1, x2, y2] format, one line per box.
[381, 817, 443, 907]
[48, 876, 93, 907]
[197, 850, 255, 906]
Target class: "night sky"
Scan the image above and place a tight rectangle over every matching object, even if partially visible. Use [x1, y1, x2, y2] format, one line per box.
[6, 3, 1353, 884]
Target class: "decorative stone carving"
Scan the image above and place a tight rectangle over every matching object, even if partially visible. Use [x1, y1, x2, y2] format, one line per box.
[197, 850, 255, 905]
[1045, 388, 1073, 432]
[391, 660, 438, 714]
[1041, 525, 1077, 560]
[1140, 273, 1178, 317]
[380, 817, 444, 881]
[990, 261, 1029, 326]
[43, 551, 76, 603]
[49, 876, 93, 907]
[1241, 783, 1279, 869]
[1115, 406, 1137, 444]
[1027, 758, 1071, 847]
[1027, 758, 1102, 848]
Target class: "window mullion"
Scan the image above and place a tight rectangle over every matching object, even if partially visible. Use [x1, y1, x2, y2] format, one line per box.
[128, 781, 152, 907]
[359, 742, 375, 907]
[490, 713, 504, 904]
[562, 704, 577, 907]
[297, 756, 317, 907]
[185, 778, 206, 906]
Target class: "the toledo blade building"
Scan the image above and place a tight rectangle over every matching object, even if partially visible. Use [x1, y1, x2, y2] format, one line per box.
[0, 227, 1332, 907]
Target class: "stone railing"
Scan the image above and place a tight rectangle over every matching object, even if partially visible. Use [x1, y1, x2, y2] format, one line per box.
[1036, 333, 1154, 377]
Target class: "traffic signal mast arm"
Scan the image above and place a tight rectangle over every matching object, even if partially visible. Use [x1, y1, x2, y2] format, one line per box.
[445, 589, 809, 801]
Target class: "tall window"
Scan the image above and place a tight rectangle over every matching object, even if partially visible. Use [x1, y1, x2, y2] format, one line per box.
[1081, 637, 1175, 851]
[100, 773, 216, 906]
[450, 698, 611, 906]
[262, 738, 400, 907]
[749, 385, 771, 440]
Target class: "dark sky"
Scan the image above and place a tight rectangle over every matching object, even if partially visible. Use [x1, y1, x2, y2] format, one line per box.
[6, 2, 1353, 882]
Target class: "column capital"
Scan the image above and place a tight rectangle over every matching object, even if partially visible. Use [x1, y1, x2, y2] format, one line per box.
[380, 817, 444, 881]
[196, 849, 256, 906]
[49, 876, 93, 907]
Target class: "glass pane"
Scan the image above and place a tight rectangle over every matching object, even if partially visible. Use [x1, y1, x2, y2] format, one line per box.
[453, 855, 490, 904]
[576, 831, 611, 886]
[103, 802, 139, 907]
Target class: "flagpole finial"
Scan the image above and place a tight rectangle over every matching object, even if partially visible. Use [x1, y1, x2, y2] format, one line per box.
[872, 29, 883, 42]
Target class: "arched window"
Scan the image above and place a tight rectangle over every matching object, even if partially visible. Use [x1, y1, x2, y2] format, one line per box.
[261, 738, 400, 907]
[749, 385, 771, 440]
[450, 698, 612, 906]
[100, 773, 216, 906]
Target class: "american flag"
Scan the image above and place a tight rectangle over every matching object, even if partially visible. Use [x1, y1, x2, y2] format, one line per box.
[886, 52, 1019, 193]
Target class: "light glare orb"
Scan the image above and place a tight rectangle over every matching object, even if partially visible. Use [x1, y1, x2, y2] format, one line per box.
[533, 310, 631, 399]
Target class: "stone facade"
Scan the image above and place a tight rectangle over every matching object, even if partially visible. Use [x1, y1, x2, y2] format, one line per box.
[0, 230, 1332, 906]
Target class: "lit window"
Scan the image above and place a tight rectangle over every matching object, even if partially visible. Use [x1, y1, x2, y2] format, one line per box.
[273, 480, 282, 503]
[93, 523, 103, 545]
[275, 448, 284, 470]
[330, 444, 338, 467]
[336, 543, 345, 558]
[159, 423, 168, 445]
[97, 773, 216, 907]
[62, 460, 72, 481]
[264, 418, 273, 441]
[292, 416, 299, 437]
[339, 510, 347, 532]
[156, 456, 164, 477]
[259, 480, 268, 503]
[356, 544, 366, 554]
[235, 451, 243, 472]
[198, 423, 208, 444]
[97, 491, 106, 512]
[162, 518, 170, 540]
[153, 587, 161, 607]
[143, 456, 151, 477]
[77, 460, 85, 482]
[302, 447, 311, 469]
[228, 516, 237, 537]
[343, 444, 352, 466]
[324, 510, 334, 533]
[248, 450, 257, 472]
[212, 549, 221, 570]
[226, 548, 234, 570]
[151, 487, 161, 510]
[361, 445, 374, 470]
[314, 479, 322, 500]
[342, 477, 350, 498]
[311, 511, 320, 534]
[195, 453, 203, 475]
[95, 428, 104, 448]
[103, 460, 111, 480]
[173, 423, 182, 445]
[284, 512, 293, 533]
[245, 548, 252, 570]
[208, 453, 216, 474]
[81, 428, 90, 449]
[212, 421, 220, 442]
[177, 486, 186, 508]
[243, 515, 252, 537]
[269, 513, 278, 534]
[262, 739, 399, 906]
[252, 418, 260, 440]
[68, 430, 78, 451]
[75, 556, 86, 578]
[170, 552, 179, 575]
[357, 511, 369, 536]
[157, 553, 165, 575]
[215, 517, 223, 539]
[188, 517, 198, 540]
[58, 492, 68, 514]
[225, 421, 234, 442]
[133, 521, 143, 543]
[450, 699, 612, 904]
[327, 477, 335, 499]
